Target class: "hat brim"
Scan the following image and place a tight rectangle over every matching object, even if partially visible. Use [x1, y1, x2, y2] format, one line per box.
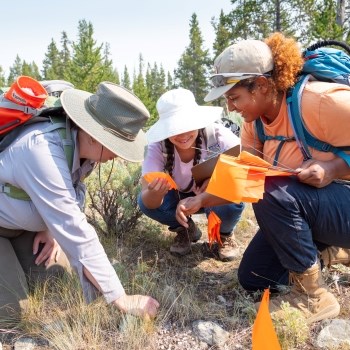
[204, 83, 235, 102]
[146, 106, 223, 144]
[61, 89, 147, 162]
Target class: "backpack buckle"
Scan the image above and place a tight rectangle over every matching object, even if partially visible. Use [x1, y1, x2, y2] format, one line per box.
[23, 105, 38, 115]
[0, 184, 10, 194]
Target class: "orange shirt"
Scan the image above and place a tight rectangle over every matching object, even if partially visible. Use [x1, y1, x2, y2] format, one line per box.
[241, 81, 350, 176]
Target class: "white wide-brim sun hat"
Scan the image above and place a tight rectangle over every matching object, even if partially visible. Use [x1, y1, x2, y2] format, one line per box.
[146, 88, 223, 144]
[61, 82, 149, 162]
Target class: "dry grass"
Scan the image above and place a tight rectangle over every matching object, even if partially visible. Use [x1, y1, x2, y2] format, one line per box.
[1, 204, 350, 349]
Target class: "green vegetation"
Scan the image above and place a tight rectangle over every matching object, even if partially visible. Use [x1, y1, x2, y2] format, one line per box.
[1, 1, 350, 123]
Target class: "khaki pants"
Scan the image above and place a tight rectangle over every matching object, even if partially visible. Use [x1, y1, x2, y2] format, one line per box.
[0, 227, 70, 325]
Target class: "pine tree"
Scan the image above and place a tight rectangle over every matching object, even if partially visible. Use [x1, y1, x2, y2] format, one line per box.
[144, 62, 168, 126]
[7, 55, 23, 85]
[132, 55, 153, 128]
[0, 66, 6, 87]
[212, 10, 233, 59]
[309, 0, 346, 41]
[42, 39, 62, 80]
[121, 66, 131, 90]
[66, 20, 105, 92]
[174, 13, 211, 104]
[60, 31, 71, 80]
[166, 72, 174, 90]
[100, 43, 120, 83]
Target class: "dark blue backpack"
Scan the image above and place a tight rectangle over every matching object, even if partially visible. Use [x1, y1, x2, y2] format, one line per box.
[255, 40, 350, 166]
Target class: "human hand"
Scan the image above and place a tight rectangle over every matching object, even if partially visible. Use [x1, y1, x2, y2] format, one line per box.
[147, 177, 171, 197]
[113, 294, 160, 319]
[193, 178, 210, 195]
[175, 196, 203, 227]
[33, 230, 61, 266]
[296, 159, 339, 188]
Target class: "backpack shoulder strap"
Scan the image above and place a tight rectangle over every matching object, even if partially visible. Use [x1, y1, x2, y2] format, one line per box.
[0, 94, 44, 117]
[287, 74, 350, 166]
[286, 74, 312, 161]
[254, 117, 296, 166]
[2, 115, 75, 201]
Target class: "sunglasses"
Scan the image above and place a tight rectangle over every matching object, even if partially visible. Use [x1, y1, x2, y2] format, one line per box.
[210, 73, 271, 88]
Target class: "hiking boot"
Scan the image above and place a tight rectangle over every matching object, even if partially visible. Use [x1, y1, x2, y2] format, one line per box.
[320, 246, 350, 268]
[260, 262, 340, 324]
[169, 218, 202, 256]
[218, 233, 240, 261]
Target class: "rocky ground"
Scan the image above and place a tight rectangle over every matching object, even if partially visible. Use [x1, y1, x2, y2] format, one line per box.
[1, 213, 350, 349]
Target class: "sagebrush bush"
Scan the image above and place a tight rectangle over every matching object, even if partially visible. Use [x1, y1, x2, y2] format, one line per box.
[85, 160, 143, 237]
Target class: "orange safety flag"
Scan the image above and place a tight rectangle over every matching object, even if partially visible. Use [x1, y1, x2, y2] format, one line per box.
[143, 172, 178, 190]
[207, 211, 222, 247]
[206, 152, 294, 203]
[252, 289, 281, 350]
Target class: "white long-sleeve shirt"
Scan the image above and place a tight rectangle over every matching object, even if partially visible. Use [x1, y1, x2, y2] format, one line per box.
[0, 121, 125, 303]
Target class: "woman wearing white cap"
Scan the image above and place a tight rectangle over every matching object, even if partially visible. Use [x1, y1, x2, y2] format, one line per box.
[0, 80, 159, 323]
[175, 32, 350, 324]
[138, 88, 244, 259]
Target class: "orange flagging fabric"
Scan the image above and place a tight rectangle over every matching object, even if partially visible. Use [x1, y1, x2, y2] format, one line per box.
[206, 152, 294, 203]
[252, 289, 281, 350]
[143, 172, 178, 190]
[207, 211, 222, 247]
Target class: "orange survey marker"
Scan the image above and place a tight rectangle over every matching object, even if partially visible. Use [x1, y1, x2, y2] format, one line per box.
[252, 289, 281, 350]
[143, 172, 178, 190]
[206, 151, 296, 203]
[207, 211, 222, 247]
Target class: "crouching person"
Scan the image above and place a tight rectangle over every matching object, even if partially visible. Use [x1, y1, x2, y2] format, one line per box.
[138, 88, 244, 260]
[177, 32, 350, 323]
[0, 81, 159, 324]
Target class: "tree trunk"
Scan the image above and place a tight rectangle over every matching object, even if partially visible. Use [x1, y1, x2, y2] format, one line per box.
[336, 0, 346, 26]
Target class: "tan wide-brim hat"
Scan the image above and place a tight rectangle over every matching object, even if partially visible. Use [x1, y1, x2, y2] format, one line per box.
[146, 88, 223, 144]
[61, 82, 150, 162]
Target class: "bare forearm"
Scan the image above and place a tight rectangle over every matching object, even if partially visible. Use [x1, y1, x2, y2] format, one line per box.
[197, 192, 231, 208]
[141, 190, 164, 209]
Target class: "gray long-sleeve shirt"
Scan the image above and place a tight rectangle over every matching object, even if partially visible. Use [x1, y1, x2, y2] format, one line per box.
[0, 121, 125, 303]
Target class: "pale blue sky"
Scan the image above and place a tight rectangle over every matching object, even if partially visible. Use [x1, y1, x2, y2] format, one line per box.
[1, 1, 233, 76]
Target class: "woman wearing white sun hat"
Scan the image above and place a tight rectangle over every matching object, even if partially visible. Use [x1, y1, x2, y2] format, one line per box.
[0, 79, 159, 324]
[138, 88, 244, 259]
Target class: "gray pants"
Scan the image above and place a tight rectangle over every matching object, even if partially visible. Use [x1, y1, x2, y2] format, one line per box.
[0, 227, 70, 324]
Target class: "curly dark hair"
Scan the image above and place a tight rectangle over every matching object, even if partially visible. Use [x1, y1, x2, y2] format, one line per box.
[163, 130, 203, 192]
[235, 32, 304, 100]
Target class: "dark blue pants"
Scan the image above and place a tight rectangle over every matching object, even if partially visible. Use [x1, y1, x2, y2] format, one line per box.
[138, 189, 244, 235]
[238, 176, 350, 292]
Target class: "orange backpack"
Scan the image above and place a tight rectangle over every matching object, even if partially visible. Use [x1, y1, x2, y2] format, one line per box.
[0, 76, 48, 134]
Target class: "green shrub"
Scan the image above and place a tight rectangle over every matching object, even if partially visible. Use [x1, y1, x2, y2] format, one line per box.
[85, 160, 143, 236]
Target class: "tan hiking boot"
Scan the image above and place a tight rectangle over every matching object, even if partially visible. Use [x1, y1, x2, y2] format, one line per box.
[169, 218, 202, 256]
[320, 246, 350, 268]
[261, 262, 340, 324]
[218, 233, 240, 261]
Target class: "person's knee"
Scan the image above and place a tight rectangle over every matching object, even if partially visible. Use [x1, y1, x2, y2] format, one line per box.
[28, 249, 72, 285]
[237, 262, 260, 291]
